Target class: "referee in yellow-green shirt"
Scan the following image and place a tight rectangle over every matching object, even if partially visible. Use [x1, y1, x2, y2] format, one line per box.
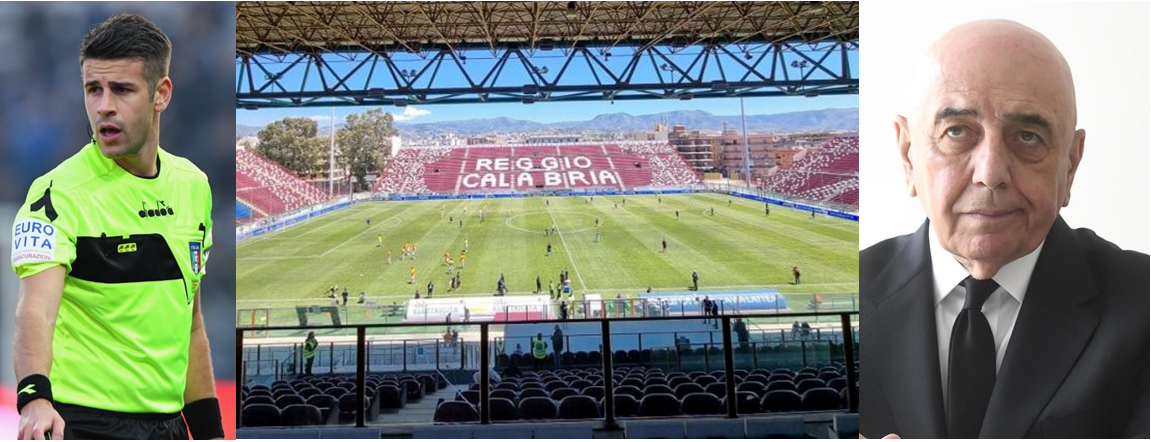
[11, 14, 223, 440]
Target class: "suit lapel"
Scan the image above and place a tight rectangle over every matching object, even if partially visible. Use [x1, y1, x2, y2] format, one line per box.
[871, 220, 948, 438]
[980, 216, 1100, 438]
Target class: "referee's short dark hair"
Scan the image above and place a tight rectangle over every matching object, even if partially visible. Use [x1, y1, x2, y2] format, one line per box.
[79, 13, 171, 98]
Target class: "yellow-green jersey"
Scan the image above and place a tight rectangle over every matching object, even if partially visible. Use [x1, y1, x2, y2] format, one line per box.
[10, 142, 213, 414]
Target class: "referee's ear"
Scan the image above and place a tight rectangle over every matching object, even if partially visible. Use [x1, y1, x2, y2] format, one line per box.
[152, 76, 172, 113]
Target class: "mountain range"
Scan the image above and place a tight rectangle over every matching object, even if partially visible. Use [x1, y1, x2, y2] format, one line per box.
[237, 107, 858, 139]
[236, 124, 261, 138]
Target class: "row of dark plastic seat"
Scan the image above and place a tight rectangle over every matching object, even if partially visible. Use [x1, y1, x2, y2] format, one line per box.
[243, 374, 454, 427]
[247, 379, 427, 403]
[240, 364, 855, 428]
[244, 372, 447, 392]
[460, 376, 851, 407]
[243, 384, 416, 427]
[499, 345, 826, 368]
[434, 387, 849, 423]
[245, 373, 448, 404]
[493, 365, 845, 390]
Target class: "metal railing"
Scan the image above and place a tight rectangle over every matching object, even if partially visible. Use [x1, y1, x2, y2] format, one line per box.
[242, 324, 850, 381]
[241, 338, 482, 379]
[238, 310, 858, 429]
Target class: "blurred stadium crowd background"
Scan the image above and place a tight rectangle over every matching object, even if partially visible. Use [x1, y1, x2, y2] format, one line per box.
[0, 2, 235, 437]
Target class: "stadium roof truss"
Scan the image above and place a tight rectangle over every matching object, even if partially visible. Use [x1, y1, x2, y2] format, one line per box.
[236, 1, 859, 108]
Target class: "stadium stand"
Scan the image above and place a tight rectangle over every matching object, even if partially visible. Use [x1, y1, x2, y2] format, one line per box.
[236, 148, 328, 221]
[239, 363, 856, 429]
[759, 137, 859, 207]
[239, 373, 448, 427]
[236, 201, 253, 222]
[375, 146, 456, 194]
[441, 364, 855, 422]
[374, 142, 700, 195]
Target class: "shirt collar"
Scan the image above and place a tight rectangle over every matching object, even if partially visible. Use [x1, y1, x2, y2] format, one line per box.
[86, 142, 169, 185]
[928, 221, 1044, 307]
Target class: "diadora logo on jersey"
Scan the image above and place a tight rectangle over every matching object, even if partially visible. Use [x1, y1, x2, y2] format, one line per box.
[189, 241, 202, 274]
[138, 200, 175, 218]
[12, 218, 56, 265]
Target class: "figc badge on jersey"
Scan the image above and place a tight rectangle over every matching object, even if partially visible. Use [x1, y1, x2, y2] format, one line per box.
[189, 241, 202, 274]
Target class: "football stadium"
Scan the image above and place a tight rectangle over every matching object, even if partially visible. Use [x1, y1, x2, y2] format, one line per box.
[237, 2, 859, 439]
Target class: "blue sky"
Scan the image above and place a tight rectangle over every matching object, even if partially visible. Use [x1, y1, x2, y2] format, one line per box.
[237, 44, 858, 128]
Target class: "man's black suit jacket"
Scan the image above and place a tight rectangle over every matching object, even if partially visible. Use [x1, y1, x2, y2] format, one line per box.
[860, 216, 1149, 438]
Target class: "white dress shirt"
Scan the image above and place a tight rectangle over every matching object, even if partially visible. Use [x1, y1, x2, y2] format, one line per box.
[928, 226, 1044, 405]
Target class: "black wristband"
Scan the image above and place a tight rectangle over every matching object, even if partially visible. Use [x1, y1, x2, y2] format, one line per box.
[16, 374, 53, 413]
[182, 397, 224, 440]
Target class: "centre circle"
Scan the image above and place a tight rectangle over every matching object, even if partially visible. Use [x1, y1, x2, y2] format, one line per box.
[505, 210, 601, 234]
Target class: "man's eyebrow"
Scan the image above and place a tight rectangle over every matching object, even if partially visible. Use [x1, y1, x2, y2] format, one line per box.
[83, 80, 137, 89]
[934, 107, 978, 125]
[1004, 112, 1051, 130]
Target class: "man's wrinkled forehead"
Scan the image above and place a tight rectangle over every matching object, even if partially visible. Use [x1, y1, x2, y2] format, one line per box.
[905, 20, 1076, 130]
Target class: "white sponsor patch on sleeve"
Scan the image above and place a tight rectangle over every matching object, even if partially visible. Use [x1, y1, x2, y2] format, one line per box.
[11, 218, 57, 266]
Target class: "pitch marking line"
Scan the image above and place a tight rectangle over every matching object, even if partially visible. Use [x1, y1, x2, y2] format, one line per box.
[504, 210, 597, 234]
[239, 215, 405, 261]
[237, 220, 303, 249]
[239, 203, 374, 247]
[686, 202, 852, 247]
[676, 194, 857, 243]
[319, 214, 405, 257]
[238, 255, 321, 261]
[545, 204, 587, 291]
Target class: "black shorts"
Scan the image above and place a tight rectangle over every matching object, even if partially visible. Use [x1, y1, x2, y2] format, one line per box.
[56, 402, 188, 440]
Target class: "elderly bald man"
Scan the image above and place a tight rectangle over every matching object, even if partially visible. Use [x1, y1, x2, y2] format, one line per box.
[860, 20, 1149, 438]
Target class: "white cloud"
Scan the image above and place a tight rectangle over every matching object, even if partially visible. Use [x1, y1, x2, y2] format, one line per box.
[392, 106, 431, 122]
[308, 115, 331, 122]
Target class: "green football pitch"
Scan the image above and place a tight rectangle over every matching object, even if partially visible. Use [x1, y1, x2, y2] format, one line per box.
[237, 193, 858, 326]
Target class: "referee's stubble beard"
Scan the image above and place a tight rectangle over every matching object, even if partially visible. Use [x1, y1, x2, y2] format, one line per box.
[81, 58, 171, 169]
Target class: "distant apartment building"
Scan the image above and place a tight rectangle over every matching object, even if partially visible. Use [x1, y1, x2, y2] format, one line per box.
[405, 131, 465, 148]
[628, 123, 671, 142]
[659, 124, 850, 183]
[525, 134, 581, 144]
[668, 125, 714, 174]
[710, 130, 846, 182]
[466, 134, 508, 145]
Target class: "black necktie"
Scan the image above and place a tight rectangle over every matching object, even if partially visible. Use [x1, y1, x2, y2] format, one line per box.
[947, 276, 999, 438]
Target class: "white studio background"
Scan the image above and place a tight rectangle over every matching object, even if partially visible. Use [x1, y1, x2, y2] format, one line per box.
[859, 1, 1151, 254]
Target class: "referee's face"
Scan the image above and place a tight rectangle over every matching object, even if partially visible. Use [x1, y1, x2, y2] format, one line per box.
[82, 58, 168, 159]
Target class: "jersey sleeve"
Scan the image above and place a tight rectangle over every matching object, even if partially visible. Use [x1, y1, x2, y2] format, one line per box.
[11, 177, 78, 278]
